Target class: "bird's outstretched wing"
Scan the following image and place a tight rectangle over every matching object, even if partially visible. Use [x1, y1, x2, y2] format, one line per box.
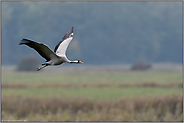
[19, 39, 58, 61]
[54, 27, 74, 57]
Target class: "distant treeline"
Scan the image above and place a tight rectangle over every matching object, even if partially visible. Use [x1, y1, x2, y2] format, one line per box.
[2, 2, 182, 65]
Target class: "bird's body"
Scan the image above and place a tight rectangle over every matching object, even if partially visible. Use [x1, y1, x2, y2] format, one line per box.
[19, 27, 83, 71]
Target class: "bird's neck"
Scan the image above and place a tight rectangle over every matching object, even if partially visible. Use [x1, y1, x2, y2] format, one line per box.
[70, 60, 78, 63]
[60, 56, 78, 63]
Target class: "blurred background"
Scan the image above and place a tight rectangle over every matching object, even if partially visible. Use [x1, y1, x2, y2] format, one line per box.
[1, 1, 183, 122]
[1, 1, 182, 65]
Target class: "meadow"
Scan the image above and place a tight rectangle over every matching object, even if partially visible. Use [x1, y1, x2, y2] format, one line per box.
[1, 65, 183, 122]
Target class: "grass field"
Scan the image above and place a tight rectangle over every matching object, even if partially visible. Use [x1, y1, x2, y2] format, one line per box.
[1, 65, 183, 122]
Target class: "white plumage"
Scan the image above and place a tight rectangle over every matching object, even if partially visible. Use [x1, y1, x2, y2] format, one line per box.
[55, 34, 73, 57]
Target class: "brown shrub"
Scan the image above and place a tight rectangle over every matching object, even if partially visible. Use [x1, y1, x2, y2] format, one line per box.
[2, 83, 27, 89]
[131, 61, 152, 71]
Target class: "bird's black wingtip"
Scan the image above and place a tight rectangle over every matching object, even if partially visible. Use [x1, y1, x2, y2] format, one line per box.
[21, 38, 30, 41]
[19, 39, 25, 45]
[19, 38, 31, 45]
[71, 27, 74, 32]
[19, 39, 23, 45]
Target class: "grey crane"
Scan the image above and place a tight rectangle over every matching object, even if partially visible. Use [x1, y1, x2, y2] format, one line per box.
[19, 27, 83, 71]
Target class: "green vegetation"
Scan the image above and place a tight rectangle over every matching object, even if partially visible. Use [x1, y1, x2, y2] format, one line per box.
[2, 87, 182, 100]
[1, 66, 183, 121]
[2, 68, 182, 85]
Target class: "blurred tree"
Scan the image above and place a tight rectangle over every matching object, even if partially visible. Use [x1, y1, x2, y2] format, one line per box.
[17, 55, 40, 71]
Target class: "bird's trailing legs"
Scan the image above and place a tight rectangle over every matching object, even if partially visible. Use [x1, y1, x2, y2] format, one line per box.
[37, 64, 47, 71]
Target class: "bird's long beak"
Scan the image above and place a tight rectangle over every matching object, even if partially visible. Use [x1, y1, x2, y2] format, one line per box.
[79, 61, 83, 64]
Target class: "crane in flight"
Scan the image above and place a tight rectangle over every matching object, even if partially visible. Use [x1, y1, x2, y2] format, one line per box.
[19, 27, 83, 71]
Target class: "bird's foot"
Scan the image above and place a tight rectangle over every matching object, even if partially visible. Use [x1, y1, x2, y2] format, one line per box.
[37, 67, 41, 71]
[37, 65, 47, 71]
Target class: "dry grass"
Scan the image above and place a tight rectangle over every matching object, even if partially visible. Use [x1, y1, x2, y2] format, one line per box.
[2, 82, 182, 89]
[2, 94, 183, 122]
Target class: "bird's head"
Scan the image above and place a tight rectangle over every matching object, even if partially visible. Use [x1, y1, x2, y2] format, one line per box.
[70, 60, 83, 64]
[77, 60, 83, 64]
